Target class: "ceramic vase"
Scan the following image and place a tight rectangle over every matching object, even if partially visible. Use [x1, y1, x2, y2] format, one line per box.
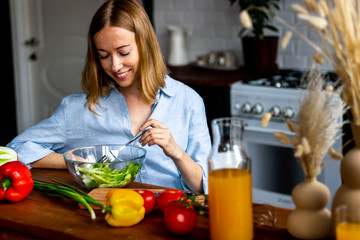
[287, 177, 331, 239]
[331, 146, 360, 228]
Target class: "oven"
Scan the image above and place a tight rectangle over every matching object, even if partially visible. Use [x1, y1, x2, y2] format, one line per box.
[230, 71, 342, 209]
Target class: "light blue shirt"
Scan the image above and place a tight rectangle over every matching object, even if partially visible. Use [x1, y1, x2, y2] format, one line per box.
[7, 76, 211, 192]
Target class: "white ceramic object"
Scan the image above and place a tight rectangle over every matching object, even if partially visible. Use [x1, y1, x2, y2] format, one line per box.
[167, 25, 190, 66]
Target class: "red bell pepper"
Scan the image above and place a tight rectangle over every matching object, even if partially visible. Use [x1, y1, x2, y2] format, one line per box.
[0, 161, 34, 202]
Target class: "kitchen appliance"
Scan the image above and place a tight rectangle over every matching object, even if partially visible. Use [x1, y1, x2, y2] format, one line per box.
[230, 70, 342, 209]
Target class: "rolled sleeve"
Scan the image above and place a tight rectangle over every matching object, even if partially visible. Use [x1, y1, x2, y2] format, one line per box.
[7, 99, 68, 167]
[181, 95, 211, 193]
[9, 141, 54, 168]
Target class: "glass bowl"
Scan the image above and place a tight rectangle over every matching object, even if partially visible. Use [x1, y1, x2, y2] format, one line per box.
[63, 145, 146, 189]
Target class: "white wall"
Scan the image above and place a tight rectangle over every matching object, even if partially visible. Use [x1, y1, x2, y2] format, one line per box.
[154, 0, 333, 71]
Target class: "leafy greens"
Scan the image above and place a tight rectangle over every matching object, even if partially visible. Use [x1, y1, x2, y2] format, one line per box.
[78, 161, 142, 189]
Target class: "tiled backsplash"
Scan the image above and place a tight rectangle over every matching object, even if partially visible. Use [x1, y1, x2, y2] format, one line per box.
[154, 0, 333, 71]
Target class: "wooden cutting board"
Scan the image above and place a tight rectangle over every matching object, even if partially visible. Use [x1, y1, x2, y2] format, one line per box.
[80, 188, 165, 209]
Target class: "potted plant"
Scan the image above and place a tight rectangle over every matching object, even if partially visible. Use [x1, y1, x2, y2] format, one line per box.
[229, 0, 281, 75]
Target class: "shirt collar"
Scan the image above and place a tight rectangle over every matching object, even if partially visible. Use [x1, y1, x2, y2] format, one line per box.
[107, 75, 176, 99]
[158, 75, 176, 98]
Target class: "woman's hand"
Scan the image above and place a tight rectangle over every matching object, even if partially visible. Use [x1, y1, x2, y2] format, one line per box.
[138, 119, 183, 160]
[138, 119, 204, 193]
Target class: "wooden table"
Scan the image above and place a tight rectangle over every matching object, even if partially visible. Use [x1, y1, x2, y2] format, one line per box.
[0, 169, 297, 240]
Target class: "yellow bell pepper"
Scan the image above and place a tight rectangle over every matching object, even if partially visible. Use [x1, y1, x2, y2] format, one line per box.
[104, 189, 145, 227]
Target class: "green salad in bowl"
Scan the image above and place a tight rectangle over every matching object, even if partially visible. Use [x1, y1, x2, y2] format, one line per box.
[63, 145, 146, 189]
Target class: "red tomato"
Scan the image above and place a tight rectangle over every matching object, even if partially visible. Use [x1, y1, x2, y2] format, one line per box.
[157, 189, 185, 213]
[164, 201, 198, 235]
[134, 189, 156, 215]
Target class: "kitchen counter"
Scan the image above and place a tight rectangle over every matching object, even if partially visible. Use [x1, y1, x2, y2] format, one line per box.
[0, 168, 307, 240]
[168, 64, 279, 87]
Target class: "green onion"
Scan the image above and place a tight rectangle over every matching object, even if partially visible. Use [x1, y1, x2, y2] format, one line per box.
[33, 179, 105, 220]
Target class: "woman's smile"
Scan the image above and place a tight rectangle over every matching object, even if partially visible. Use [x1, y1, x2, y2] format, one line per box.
[114, 69, 132, 80]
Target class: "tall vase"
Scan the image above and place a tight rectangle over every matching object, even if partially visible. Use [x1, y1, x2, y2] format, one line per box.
[287, 177, 331, 239]
[331, 144, 360, 229]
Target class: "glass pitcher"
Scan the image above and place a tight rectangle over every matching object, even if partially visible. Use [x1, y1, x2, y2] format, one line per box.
[208, 117, 253, 240]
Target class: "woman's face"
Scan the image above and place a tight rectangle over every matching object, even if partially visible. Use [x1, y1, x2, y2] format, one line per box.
[94, 26, 139, 89]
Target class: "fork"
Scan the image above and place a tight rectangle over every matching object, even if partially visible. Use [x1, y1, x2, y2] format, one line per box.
[99, 127, 152, 163]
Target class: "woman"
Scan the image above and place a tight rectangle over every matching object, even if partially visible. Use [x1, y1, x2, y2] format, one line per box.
[7, 0, 211, 193]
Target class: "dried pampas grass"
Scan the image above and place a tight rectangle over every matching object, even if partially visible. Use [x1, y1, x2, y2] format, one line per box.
[280, 31, 292, 49]
[239, 10, 252, 28]
[291, 70, 344, 177]
[241, 1, 360, 143]
[261, 69, 345, 177]
[289, 0, 360, 130]
[281, 1, 360, 146]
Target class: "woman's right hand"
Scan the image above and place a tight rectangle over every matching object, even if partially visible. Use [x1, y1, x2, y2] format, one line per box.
[138, 119, 183, 160]
[139, 119, 204, 193]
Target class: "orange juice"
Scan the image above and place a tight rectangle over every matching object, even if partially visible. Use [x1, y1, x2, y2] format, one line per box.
[208, 168, 253, 240]
[336, 222, 360, 240]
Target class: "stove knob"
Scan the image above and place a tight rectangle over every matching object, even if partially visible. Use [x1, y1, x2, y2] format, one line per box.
[252, 103, 264, 115]
[234, 103, 241, 110]
[241, 102, 253, 114]
[270, 105, 282, 117]
[283, 107, 295, 119]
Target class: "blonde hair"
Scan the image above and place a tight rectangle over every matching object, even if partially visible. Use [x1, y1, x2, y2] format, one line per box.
[81, 0, 168, 114]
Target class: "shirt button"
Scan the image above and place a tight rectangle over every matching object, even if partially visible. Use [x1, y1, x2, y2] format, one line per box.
[140, 169, 146, 174]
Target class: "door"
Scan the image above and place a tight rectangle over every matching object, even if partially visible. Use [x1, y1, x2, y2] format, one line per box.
[10, 0, 104, 133]
[1, 0, 17, 145]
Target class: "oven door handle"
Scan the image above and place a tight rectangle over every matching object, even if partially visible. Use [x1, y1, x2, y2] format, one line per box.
[244, 125, 295, 136]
